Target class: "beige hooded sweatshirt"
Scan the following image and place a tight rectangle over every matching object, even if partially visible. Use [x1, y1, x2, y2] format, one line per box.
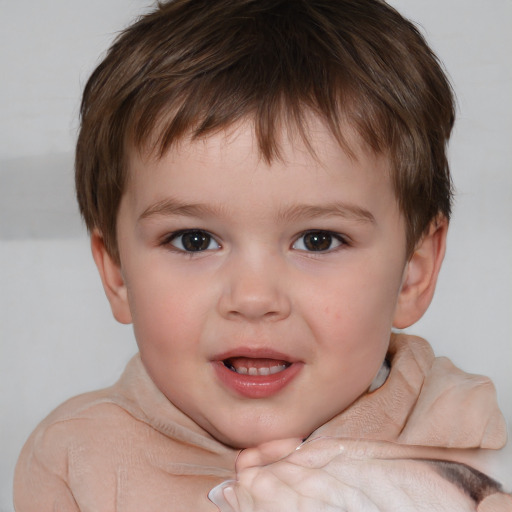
[14, 335, 510, 511]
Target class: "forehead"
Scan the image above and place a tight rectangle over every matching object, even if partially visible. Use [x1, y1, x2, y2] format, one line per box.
[128, 115, 391, 184]
[122, 118, 399, 229]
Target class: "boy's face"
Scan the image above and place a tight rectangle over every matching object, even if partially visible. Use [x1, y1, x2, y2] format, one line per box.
[110, 120, 411, 448]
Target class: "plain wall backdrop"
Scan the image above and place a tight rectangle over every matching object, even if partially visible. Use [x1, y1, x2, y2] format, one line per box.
[1, 1, 511, 510]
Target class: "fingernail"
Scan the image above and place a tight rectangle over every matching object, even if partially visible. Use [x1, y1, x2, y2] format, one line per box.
[208, 480, 237, 511]
[222, 485, 239, 510]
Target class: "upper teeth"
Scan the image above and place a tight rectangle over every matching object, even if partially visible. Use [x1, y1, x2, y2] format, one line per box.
[232, 365, 287, 376]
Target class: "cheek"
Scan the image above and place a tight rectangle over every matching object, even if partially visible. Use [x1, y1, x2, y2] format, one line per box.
[312, 267, 401, 334]
[305, 262, 402, 372]
[126, 273, 206, 356]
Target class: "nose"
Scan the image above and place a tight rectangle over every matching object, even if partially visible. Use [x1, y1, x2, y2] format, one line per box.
[217, 253, 292, 322]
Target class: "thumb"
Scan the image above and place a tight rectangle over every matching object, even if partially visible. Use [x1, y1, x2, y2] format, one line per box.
[236, 438, 303, 471]
[208, 480, 240, 512]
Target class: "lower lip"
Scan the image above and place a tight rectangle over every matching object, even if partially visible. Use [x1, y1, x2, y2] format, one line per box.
[212, 361, 303, 399]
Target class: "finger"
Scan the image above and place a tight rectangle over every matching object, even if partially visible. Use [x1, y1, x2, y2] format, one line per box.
[236, 438, 303, 471]
[289, 437, 486, 470]
[303, 455, 476, 511]
[477, 492, 512, 512]
[237, 455, 476, 511]
[235, 466, 300, 511]
[261, 460, 381, 511]
[208, 480, 239, 512]
[236, 465, 353, 512]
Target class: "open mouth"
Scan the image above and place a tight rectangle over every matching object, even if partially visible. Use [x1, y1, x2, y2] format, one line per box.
[214, 353, 302, 398]
[223, 357, 291, 376]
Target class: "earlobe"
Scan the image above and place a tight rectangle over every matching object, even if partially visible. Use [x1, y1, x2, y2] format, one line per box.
[393, 216, 448, 329]
[90, 230, 133, 325]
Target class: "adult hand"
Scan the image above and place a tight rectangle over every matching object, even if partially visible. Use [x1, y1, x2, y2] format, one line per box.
[209, 437, 499, 512]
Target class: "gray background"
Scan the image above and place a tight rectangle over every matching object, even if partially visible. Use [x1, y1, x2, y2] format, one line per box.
[1, 1, 511, 509]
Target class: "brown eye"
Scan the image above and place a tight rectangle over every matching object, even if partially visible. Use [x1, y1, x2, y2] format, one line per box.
[170, 230, 220, 252]
[293, 231, 344, 252]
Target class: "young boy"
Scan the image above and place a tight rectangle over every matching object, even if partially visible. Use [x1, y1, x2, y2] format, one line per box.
[13, 0, 510, 510]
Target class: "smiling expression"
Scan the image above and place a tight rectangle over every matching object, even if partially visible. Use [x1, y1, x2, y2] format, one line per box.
[105, 120, 412, 448]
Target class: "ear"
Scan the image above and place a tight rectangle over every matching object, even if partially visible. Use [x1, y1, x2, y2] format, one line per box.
[90, 230, 133, 325]
[393, 216, 448, 329]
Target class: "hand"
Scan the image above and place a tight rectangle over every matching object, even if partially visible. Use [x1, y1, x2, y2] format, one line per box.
[209, 438, 484, 512]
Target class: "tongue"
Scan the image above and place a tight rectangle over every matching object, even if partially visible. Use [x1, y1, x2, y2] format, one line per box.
[226, 357, 289, 371]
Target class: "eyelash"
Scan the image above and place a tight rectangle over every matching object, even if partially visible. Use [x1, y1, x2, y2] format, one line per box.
[161, 229, 220, 253]
[160, 229, 349, 254]
[292, 230, 349, 253]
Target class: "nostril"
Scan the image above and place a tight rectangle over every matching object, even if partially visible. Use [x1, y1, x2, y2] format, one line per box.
[217, 267, 292, 321]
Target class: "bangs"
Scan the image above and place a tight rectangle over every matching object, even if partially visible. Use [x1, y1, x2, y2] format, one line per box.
[77, 0, 454, 261]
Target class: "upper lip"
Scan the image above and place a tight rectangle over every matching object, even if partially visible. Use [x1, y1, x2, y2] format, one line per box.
[212, 347, 300, 363]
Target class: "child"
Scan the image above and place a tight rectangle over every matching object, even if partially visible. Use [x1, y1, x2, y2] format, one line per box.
[13, 0, 510, 510]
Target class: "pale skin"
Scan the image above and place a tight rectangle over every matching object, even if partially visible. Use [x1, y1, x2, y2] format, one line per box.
[92, 117, 449, 508]
[210, 438, 511, 511]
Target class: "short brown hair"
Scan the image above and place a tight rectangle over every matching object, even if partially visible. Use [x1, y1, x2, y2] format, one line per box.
[76, 0, 455, 262]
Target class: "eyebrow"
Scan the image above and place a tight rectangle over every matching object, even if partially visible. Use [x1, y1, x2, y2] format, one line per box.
[276, 203, 376, 224]
[139, 198, 227, 221]
[139, 198, 375, 224]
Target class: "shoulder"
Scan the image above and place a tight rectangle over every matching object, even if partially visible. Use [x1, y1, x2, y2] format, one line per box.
[14, 360, 237, 511]
[394, 335, 507, 449]
[16, 387, 133, 460]
[13, 386, 136, 510]
[15, 377, 163, 473]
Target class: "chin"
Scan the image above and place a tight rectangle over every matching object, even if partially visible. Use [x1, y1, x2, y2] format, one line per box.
[216, 421, 314, 449]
